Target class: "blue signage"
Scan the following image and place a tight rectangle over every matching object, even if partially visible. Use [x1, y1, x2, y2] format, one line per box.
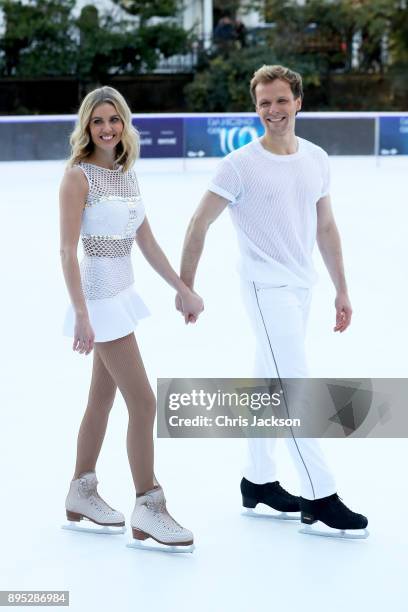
[184, 116, 263, 158]
[132, 117, 183, 158]
[379, 116, 408, 155]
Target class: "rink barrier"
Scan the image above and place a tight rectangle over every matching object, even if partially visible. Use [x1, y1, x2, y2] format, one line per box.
[1, 112, 408, 161]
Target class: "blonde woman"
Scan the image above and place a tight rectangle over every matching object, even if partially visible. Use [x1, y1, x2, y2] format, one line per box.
[60, 86, 202, 551]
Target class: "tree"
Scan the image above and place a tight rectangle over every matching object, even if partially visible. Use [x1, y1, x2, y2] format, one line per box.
[76, 2, 191, 81]
[0, 0, 76, 77]
[246, 0, 399, 73]
[185, 46, 327, 112]
[76, 6, 144, 82]
[0, 0, 192, 79]
[112, 0, 181, 23]
[389, 2, 408, 67]
[111, 0, 191, 65]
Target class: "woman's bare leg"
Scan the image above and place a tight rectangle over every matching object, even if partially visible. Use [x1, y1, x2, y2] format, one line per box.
[95, 333, 156, 494]
[73, 350, 117, 480]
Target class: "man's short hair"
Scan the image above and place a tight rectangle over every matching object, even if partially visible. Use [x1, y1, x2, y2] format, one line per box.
[250, 65, 303, 105]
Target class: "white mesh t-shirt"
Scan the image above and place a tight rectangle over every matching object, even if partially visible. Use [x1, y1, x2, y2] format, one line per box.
[208, 137, 330, 287]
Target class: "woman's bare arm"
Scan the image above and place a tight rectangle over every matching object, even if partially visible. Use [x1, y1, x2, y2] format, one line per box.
[135, 217, 204, 322]
[59, 166, 94, 353]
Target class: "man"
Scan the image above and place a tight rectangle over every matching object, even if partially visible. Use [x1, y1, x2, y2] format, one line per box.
[213, 13, 237, 57]
[177, 65, 368, 537]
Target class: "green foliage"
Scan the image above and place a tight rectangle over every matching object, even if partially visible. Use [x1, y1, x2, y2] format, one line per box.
[76, 9, 190, 79]
[0, 0, 190, 79]
[76, 9, 142, 80]
[389, 3, 408, 67]
[248, 0, 407, 73]
[112, 0, 182, 22]
[139, 24, 190, 60]
[185, 46, 327, 112]
[0, 0, 406, 112]
[302, 0, 394, 72]
[0, 0, 76, 76]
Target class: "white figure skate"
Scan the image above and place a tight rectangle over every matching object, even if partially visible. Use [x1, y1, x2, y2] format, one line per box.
[62, 471, 126, 535]
[127, 486, 194, 553]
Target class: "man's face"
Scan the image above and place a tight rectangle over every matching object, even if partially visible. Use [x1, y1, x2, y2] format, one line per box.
[255, 79, 302, 137]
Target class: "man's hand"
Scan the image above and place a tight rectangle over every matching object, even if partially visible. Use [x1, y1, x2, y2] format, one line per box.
[334, 292, 352, 333]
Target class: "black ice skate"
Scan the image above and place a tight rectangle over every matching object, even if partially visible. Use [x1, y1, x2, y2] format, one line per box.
[241, 477, 300, 521]
[299, 493, 369, 539]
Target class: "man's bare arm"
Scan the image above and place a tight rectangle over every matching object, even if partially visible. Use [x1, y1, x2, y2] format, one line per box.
[316, 194, 352, 332]
[180, 190, 229, 289]
[316, 195, 347, 293]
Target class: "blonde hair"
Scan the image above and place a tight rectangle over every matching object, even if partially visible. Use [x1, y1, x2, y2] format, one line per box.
[67, 86, 140, 172]
[250, 65, 303, 105]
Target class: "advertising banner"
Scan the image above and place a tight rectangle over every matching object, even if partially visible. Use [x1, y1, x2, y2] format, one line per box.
[3, 113, 406, 160]
[184, 115, 263, 158]
[379, 116, 408, 155]
[0, 120, 74, 161]
[132, 117, 183, 158]
[296, 117, 376, 155]
[183, 115, 377, 157]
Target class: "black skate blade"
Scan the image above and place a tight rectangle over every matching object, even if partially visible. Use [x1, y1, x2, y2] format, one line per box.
[242, 507, 300, 521]
[126, 540, 195, 554]
[61, 521, 126, 535]
[299, 523, 369, 540]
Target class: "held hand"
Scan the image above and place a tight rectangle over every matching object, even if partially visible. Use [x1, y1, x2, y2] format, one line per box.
[175, 292, 194, 323]
[175, 292, 183, 314]
[73, 314, 95, 355]
[178, 289, 204, 324]
[334, 292, 352, 333]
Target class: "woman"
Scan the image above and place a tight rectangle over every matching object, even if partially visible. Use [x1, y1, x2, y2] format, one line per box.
[60, 86, 203, 550]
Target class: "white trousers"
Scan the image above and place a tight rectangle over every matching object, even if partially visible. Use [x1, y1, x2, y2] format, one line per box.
[241, 281, 336, 500]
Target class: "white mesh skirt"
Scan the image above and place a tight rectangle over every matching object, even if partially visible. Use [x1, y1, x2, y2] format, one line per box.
[63, 283, 150, 342]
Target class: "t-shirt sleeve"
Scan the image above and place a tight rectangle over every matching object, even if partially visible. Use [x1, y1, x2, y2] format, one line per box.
[320, 150, 330, 198]
[208, 158, 242, 205]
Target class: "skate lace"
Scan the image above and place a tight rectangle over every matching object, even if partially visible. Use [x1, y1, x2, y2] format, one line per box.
[333, 494, 353, 515]
[146, 498, 183, 533]
[78, 477, 116, 515]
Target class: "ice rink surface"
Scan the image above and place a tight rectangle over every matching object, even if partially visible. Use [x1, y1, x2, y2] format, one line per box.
[1, 156, 407, 611]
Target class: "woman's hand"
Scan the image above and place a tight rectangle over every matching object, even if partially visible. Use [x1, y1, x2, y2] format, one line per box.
[177, 289, 204, 324]
[334, 292, 352, 333]
[73, 314, 95, 355]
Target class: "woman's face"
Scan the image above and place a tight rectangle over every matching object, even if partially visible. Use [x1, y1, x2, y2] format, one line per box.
[88, 102, 124, 152]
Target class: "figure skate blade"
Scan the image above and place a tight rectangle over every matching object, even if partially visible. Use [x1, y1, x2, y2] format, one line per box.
[126, 539, 194, 554]
[299, 523, 369, 539]
[242, 506, 300, 521]
[62, 519, 126, 535]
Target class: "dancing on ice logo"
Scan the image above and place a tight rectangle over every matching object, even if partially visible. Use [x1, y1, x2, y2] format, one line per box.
[219, 125, 259, 154]
[186, 116, 262, 158]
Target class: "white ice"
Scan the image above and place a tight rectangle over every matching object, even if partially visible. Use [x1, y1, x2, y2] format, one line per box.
[0, 156, 407, 611]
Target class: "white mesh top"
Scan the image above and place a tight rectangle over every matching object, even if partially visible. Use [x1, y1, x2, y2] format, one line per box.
[63, 162, 150, 342]
[78, 162, 145, 300]
[208, 137, 330, 287]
